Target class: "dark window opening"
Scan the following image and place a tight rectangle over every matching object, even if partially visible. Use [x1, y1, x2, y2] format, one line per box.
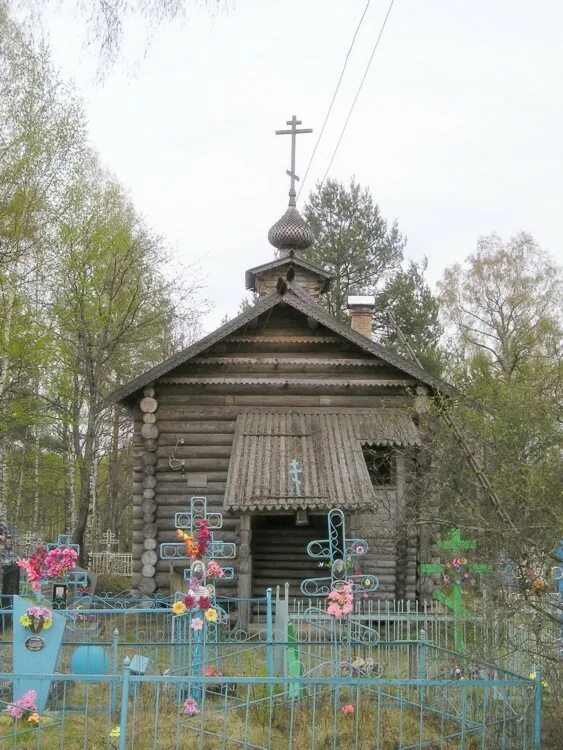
[362, 443, 396, 487]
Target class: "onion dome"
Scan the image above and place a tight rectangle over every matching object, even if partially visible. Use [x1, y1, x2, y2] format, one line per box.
[267, 206, 314, 256]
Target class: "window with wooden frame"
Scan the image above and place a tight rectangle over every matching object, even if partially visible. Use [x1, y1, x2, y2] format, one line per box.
[362, 443, 396, 487]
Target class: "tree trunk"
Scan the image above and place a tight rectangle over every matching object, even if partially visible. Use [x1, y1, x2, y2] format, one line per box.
[72, 391, 98, 563]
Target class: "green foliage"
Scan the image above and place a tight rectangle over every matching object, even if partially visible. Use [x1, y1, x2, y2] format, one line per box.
[429, 235, 562, 621]
[0, 6, 204, 553]
[374, 259, 443, 374]
[302, 178, 404, 319]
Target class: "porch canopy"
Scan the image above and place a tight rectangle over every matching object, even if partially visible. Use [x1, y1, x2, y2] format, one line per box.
[224, 409, 420, 513]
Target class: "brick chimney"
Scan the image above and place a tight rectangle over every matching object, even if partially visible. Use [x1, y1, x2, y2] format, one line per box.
[347, 296, 375, 339]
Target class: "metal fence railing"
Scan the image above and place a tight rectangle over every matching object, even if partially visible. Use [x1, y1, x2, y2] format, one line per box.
[0, 666, 542, 750]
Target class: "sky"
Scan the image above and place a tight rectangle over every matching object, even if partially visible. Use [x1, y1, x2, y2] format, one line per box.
[38, 0, 563, 331]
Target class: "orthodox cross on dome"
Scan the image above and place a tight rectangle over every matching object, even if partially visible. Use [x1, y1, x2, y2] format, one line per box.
[275, 115, 312, 207]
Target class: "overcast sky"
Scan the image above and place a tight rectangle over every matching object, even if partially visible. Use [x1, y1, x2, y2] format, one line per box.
[40, 0, 563, 330]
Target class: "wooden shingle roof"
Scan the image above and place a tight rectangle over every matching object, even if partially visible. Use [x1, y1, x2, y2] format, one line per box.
[223, 409, 420, 512]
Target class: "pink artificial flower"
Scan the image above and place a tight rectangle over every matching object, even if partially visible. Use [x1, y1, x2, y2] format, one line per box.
[206, 560, 224, 579]
[191, 617, 204, 632]
[342, 704, 355, 715]
[327, 603, 342, 617]
[182, 697, 199, 716]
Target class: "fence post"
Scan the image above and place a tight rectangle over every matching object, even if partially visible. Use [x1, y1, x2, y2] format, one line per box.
[111, 628, 119, 716]
[417, 629, 427, 679]
[533, 668, 543, 750]
[118, 657, 131, 750]
[266, 587, 274, 678]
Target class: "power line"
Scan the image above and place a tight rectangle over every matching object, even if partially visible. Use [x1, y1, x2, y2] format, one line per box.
[297, 0, 372, 203]
[318, 0, 396, 191]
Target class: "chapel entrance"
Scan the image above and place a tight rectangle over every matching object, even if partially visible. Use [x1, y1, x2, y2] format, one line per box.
[251, 514, 326, 598]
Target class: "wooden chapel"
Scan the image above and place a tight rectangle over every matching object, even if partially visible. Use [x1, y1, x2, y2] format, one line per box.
[108, 119, 450, 602]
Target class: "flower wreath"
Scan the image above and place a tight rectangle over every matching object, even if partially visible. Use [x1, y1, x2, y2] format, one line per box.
[19, 606, 53, 633]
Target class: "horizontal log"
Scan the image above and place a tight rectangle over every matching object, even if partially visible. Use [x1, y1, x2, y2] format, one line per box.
[138, 576, 156, 594]
[142, 550, 158, 566]
[142, 423, 159, 440]
[155, 573, 171, 588]
[143, 523, 158, 538]
[156, 445, 231, 459]
[142, 564, 156, 577]
[144, 439, 158, 452]
[143, 386, 155, 398]
[152, 407, 240, 420]
[154, 481, 226, 494]
[140, 397, 158, 413]
[142, 501, 157, 514]
[151, 471, 228, 483]
[157, 433, 234, 446]
[132, 531, 143, 544]
[144, 475, 157, 489]
[144, 538, 158, 551]
[143, 513, 155, 523]
[143, 412, 157, 424]
[157, 458, 230, 471]
[154, 492, 226, 504]
[143, 488, 156, 500]
[157, 421, 236, 434]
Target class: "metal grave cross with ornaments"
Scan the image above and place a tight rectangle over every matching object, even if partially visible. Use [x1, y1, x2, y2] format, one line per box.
[421, 528, 491, 653]
[41, 534, 88, 590]
[300, 508, 378, 597]
[159, 496, 236, 581]
[160, 496, 236, 694]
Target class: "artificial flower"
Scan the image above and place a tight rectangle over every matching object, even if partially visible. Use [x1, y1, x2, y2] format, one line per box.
[206, 560, 224, 578]
[191, 617, 204, 631]
[183, 697, 199, 716]
[171, 601, 187, 616]
[204, 608, 218, 623]
[342, 704, 355, 714]
[197, 595, 211, 611]
[19, 615, 31, 628]
[203, 665, 222, 677]
[182, 593, 196, 609]
[110, 726, 120, 738]
[27, 713, 40, 725]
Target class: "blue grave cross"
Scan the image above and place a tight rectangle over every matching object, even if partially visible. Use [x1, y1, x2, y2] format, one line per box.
[44, 533, 80, 553]
[300, 508, 378, 596]
[159, 496, 236, 581]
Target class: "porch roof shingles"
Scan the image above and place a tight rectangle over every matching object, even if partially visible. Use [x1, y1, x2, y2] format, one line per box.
[224, 408, 420, 512]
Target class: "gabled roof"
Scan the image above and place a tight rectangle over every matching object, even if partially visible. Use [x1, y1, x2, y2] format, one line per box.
[245, 255, 332, 293]
[107, 283, 454, 404]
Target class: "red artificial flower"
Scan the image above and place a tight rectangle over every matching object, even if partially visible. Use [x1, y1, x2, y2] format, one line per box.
[197, 595, 211, 611]
[183, 593, 196, 608]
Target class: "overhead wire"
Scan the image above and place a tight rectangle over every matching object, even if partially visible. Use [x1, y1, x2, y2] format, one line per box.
[318, 0, 396, 191]
[297, 0, 372, 203]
